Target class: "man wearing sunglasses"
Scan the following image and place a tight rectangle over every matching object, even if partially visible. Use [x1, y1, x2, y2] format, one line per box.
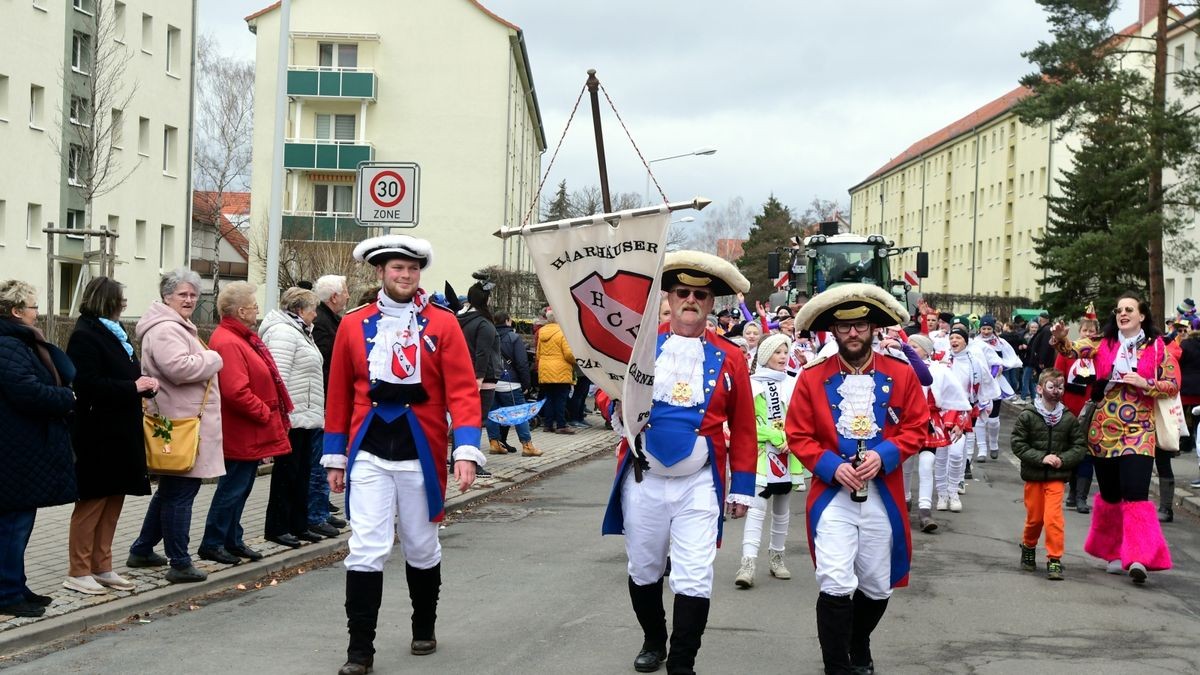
[786, 284, 929, 675]
[603, 250, 757, 675]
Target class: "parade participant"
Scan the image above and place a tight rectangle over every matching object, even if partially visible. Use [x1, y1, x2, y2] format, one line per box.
[943, 326, 997, 511]
[786, 283, 929, 675]
[1055, 305, 1099, 514]
[735, 333, 805, 589]
[741, 321, 762, 367]
[928, 312, 953, 354]
[322, 235, 485, 675]
[972, 315, 1022, 462]
[906, 334, 971, 534]
[1011, 369, 1086, 580]
[602, 250, 757, 675]
[1050, 292, 1176, 585]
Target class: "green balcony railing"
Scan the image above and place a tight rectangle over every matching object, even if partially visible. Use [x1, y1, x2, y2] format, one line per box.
[286, 67, 377, 99]
[282, 213, 379, 242]
[283, 140, 373, 171]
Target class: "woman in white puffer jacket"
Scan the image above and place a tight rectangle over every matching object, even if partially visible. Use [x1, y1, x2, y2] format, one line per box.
[259, 287, 332, 543]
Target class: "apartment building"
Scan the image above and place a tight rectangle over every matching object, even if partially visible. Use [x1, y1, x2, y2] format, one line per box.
[244, 0, 545, 297]
[0, 0, 196, 316]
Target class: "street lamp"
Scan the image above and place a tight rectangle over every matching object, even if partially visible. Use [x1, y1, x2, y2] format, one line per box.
[645, 147, 717, 203]
[671, 216, 696, 225]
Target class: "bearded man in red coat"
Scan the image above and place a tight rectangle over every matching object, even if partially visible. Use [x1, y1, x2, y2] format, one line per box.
[785, 284, 929, 675]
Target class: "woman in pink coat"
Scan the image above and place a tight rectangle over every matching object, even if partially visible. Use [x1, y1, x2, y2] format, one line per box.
[127, 269, 224, 584]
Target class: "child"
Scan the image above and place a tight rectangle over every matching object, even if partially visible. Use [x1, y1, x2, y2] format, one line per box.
[1011, 369, 1087, 580]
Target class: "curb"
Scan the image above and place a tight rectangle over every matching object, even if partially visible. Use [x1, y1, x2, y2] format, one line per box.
[0, 438, 613, 658]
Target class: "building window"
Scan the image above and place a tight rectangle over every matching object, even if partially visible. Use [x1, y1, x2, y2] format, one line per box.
[138, 116, 149, 155]
[68, 144, 84, 185]
[135, 219, 146, 257]
[318, 42, 358, 70]
[0, 200, 6, 242]
[162, 125, 177, 174]
[107, 214, 118, 234]
[29, 84, 44, 128]
[111, 108, 123, 148]
[0, 74, 9, 121]
[159, 223, 175, 270]
[69, 95, 89, 126]
[114, 1, 126, 42]
[72, 0, 91, 14]
[166, 25, 181, 75]
[1175, 44, 1186, 74]
[313, 184, 353, 214]
[315, 113, 356, 141]
[26, 203, 42, 246]
[72, 32, 90, 74]
[141, 13, 153, 53]
[66, 208, 84, 231]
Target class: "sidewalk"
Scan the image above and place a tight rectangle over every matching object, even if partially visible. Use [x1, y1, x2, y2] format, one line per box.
[0, 421, 617, 654]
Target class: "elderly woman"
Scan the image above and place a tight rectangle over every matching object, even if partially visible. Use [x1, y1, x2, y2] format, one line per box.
[64, 277, 158, 596]
[199, 282, 293, 562]
[129, 269, 224, 583]
[1051, 292, 1178, 584]
[0, 281, 76, 617]
[260, 287, 336, 542]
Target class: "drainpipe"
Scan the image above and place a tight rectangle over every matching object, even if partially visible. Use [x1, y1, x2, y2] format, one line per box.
[970, 126, 981, 313]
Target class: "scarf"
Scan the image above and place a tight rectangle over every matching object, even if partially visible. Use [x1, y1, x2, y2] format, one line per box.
[1034, 396, 1064, 427]
[369, 288, 427, 386]
[1111, 330, 1145, 379]
[219, 316, 293, 429]
[98, 316, 134, 357]
[750, 366, 788, 421]
[285, 311, 311, 337]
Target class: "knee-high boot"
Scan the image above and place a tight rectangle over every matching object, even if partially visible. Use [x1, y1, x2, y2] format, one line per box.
[665, 594, 709, 675]
[816, 591, 854, 674]
[629, 576, 667, 672]
[849, 590, 890, 673]
[341, 570, 383, 675]
[406, 563, 441, 655]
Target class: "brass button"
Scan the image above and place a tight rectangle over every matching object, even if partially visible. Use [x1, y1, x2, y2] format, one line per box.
[371, 402, 378, 408]
[694, 428, 700, 433]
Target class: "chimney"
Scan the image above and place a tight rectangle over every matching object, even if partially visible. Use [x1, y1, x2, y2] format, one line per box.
[1140, 0, 1162, 25]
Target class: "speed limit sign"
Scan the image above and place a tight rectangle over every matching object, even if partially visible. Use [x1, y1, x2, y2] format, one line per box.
[356, 162, 420, 227]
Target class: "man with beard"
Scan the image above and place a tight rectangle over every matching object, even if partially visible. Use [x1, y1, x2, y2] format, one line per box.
[602, 250, 758, 675]
[785, 284, 929, 675]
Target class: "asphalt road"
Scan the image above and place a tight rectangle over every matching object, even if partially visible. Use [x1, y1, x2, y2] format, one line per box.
[7, 424, 1200, 674]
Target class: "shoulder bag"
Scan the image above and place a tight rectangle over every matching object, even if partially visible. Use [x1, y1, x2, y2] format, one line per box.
[143, 379, 213, 475]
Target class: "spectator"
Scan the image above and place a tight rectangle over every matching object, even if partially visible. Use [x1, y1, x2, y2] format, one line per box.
[200, 281, 293, 564]
[1000, 321, 1027, 398]
[1022, 318, 1044, 398]
[566, 369, 594, 429]
[487, 311, 541, 457]
[64, 277, 157, 596]
[310, 275, 349, 533]
[128, 269, 224, 583]
[0, 280, 76, 617]
[537, 308, 576, 434]
[458, 281, 502, 476]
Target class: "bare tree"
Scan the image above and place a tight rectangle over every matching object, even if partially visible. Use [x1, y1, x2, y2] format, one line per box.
[251, 226, 376, 301]
[684, 195, 754, 253]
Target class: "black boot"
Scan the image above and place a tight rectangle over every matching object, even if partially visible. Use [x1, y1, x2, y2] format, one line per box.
[406, 563, 440, 655]
[816, 592, 854, 674]
[629, 577, 667, 672]
[1159, 478, 1175, 523]
[665, 594, 709, 675]
[1076, 476, 1093, 514]
[341, 570, 383, 675]
[849, 590, 890, 674]
[1065, 473, 1078, 508]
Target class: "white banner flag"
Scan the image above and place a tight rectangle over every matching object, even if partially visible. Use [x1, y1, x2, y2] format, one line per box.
[522, 207, 669, 447]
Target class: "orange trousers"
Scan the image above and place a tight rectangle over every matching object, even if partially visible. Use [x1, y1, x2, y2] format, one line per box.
[68, 495, 125, 577]
[1023, 481, 1065, 559]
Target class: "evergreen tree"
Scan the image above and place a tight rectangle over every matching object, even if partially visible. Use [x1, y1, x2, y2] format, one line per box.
[542, 179, 571, 221]
[737, 196, 800, 303]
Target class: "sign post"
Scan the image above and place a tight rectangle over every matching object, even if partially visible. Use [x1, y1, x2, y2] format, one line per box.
[356, 162, 420, 227]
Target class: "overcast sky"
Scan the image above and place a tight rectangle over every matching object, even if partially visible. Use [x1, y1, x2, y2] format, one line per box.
[200, 0, 1141, 230]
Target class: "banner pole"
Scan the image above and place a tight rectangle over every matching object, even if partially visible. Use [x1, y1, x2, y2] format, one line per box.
[495, 197, 711, 239]
[586, 69, 613, 214]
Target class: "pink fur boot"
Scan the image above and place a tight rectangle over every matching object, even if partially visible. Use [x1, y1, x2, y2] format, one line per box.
[1119, 500, 1173, 571]
[1084, 497, 1122, 562]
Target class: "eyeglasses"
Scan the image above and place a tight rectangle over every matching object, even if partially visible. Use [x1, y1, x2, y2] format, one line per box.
[173, 292, 199, 300]
[831, 321, 871, 335]
[671, 288, 711, 302]
[23, 305, 39, 312]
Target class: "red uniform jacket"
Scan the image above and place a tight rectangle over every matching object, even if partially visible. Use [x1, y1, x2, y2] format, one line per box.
[209, 320, 291, 462]
[323, 300, 481, 522]
[785, 353, 929, 588]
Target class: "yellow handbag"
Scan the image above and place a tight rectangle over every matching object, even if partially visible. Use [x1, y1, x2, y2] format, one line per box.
[143, 379, 213, 475]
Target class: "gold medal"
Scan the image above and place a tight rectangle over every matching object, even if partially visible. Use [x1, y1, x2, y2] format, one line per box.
[671, 381, 693, 404]
[850, 415, 872, 436]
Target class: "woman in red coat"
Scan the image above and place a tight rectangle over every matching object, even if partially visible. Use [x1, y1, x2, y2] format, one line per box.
[199, 282, 293, 566]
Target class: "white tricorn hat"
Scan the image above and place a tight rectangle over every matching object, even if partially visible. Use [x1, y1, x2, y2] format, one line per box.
[352, 234, 433, 268]
[795, 283, 909, 332]
[661, 250, 750, 297]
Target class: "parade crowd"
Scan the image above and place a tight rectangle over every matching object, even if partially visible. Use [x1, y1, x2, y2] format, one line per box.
[1, 237, 1195, 675]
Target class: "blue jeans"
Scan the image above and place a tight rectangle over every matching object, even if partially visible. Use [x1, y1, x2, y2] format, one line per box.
[486, 388, 532, 443]
[0, 510, 36, 605]
[131, 476, 202, 569]
[541, 383, 571, 431]
[201, 460, 259, 552]
[307, 429, 331, 527]
[1005, 368, 1021, 394]
[1021, 366, 1037, 398]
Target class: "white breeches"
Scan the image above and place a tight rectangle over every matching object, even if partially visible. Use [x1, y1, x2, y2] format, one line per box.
[345, 460, 441, 572]
[984, 416, 1001, 451]
[916, 452, 935, 510]
[935, 437, 966, 498]
[622, 469, 719, 598]
[814, 489, 893, 600]
[741, 491, 791, 558]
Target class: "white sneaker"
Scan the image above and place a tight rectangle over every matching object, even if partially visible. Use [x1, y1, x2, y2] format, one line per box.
[796, 478, 807, 492]
[948, 495, 963, 512]
[935, 495, 949, 511]
[63, 575, 108, 595]
[1106, 559, 1125, 575]
[94, 571, 136, 591]
[734, 556, 755, 588]
[958, 482, 967, 495]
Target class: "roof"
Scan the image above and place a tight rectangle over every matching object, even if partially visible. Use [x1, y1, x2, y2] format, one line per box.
[192, 191, 250, 261]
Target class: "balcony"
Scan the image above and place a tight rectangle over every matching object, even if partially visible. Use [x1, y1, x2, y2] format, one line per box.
[282, 212, 377, 242]
[287, 66, 377, 100]
[283, 139, 373, 171]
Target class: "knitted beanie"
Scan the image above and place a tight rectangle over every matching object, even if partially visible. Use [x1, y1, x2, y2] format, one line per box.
[757, 333, 792, 367]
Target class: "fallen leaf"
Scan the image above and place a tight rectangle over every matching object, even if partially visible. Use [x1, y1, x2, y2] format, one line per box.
[236, 584, 247, 591]
[269, 579, 278, 586]
[297, 569, 305, 574]
[254, 582, 263, 589]
[188, 605, 199, 611]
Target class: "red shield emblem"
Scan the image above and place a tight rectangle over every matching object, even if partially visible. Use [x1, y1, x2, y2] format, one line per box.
[570, 271, 653, 363]
[390, 342, 418, 378]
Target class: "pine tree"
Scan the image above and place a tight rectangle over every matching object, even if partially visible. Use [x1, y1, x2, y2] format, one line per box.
[543, 179, 571, 221]
[737, 196, 800, 302]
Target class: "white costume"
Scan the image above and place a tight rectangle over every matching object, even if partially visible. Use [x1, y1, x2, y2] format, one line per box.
[971, 334, 1020, 459]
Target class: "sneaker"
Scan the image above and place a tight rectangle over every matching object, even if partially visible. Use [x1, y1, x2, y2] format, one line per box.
[989, 449, 999, 460]
[768, 550, 791, 580]
[0, 600, 46, 618]
[975, 455, 987, 464]
[935, 495, 949, 511]
[1190, 478, 1200, 489]
[93, 571, 136, 591]
[165, 565, 207, 584]
[1129, 562, 1148, 584]
[734, 556, 755, 588]
[126, 551, 169, 568]
[1106, 559, 1125, 575]
[948, 495, 963, 512]
[1046, 558, 1064, 580]
[63, 575, 108, 595]
[796, 478, 807, 492]
[958, 482, 967, 495]
[1020, 544, 1036, 572]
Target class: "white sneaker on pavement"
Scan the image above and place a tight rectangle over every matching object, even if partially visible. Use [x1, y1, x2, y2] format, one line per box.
[94, 571, 136, 591]
[935, 495, 949, 511]
[1106, 559, 1125, 575]
[948, 495, 963, 512]
[63, 575, 108, 595]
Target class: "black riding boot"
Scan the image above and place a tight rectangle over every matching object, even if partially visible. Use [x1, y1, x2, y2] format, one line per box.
[849, 590, 890, 674]
[629, 576, 668, 672]
[341, 570, 383, 675]
[406, 562, 441, 655]
[817, 591, 855, 674]
[665, 594, 709, 675]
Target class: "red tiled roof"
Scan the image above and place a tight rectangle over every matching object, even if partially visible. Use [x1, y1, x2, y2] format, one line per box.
[245, 0, 520, 30]
[192, 191, 250, 261]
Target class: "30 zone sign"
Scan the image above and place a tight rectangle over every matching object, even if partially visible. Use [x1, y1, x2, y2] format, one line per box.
[356, 162, 420, 227]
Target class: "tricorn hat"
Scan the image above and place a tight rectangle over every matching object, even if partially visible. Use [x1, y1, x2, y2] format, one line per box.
[795, 283, 909, 332]
[660, 250, 750, 297]
[353, 234, 433, 268]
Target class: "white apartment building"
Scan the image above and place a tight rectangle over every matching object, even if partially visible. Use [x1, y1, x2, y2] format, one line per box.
[0, 0, 196, 316]
[244, 0, 545, 299]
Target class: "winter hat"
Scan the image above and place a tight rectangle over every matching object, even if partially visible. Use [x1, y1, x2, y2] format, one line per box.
[1179, 298, 1196, 314]
[757, 333, 792, 367]
[937, 311, 954, 324]
[908, 333, 934, 357]
[980, 315, 996, 328]
[949, 326, 970, 342]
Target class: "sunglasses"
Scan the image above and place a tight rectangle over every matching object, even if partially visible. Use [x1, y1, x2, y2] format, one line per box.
[671, 288, 711, 301]
[1114, 307, 1138, 315]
